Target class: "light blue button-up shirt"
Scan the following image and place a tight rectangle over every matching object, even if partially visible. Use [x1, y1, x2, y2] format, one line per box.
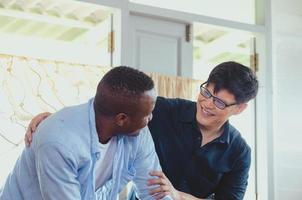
[0, 99, 170, 200]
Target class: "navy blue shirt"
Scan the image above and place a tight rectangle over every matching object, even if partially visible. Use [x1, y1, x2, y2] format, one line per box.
[148, 97, 251, 200]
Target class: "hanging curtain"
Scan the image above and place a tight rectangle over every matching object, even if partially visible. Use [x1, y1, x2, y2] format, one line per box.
[148, 72, 202, 101]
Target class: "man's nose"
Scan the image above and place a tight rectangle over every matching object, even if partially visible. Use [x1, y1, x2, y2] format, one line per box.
[204, 96, 215, 109]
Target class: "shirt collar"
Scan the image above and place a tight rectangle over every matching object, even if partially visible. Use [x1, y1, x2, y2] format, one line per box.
[89, 98, 101, 154]
[178, 101, 230, 145]
[89, 98, 124, 154]
[216, 121, 231, 144]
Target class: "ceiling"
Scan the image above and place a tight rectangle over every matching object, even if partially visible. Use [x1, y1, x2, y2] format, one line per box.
[0, 0, 252, 65]
[193, 22, 252, 66]
[0, 0, 111, 42]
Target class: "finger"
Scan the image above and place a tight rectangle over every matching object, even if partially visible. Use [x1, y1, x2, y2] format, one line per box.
[148, 178, 168, 186]
[30, 121, 37, 132]
[31, 115, 43, 131]
[149, 187, 161, 195]
[31, 126, 36, 132]
[32, 112, 50, 131]
[149, 171, 165, 178]
[27, 112, 50, 136]
[149, 185, 169, 196]
[25, 125, 33, 145]
[27, 120, 36, 135]
[25, 112, 50, 147]
[154, 192, 168, 200]
[24, 135, 29, 147]
[25, 127, 32, 147]
[25, 128, 35, 147]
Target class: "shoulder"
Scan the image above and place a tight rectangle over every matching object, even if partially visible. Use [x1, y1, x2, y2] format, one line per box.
[155, 96, 195, 109]
[227, 125, 251, 167]
[230, 125, 250, 147]
[33, 103, 91, 153]
[153, 96, 195, 117]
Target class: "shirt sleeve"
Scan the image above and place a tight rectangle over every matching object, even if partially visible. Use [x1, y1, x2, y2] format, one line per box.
[214, 146, 251, 200]
[35, 142, 82, 200]
[131, 127, 172, 200]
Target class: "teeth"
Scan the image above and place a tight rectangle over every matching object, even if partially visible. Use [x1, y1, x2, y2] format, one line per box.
[202, 108, 212, 116]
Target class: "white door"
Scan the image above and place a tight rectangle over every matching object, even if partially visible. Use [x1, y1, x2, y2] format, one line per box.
[129, 14, 193, 77]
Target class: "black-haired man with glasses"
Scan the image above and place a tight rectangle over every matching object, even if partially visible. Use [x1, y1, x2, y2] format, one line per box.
[25, 61, 258, 200]
[147, 61, 258, 200]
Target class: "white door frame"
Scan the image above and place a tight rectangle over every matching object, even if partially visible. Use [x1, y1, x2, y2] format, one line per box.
[78, 1, 273, 199]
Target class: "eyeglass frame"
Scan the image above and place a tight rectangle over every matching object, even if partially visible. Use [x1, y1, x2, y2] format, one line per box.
[199, 82, 237, 110]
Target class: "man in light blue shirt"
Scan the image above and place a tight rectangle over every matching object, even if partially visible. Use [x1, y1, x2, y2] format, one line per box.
[0, 66, 170, 200]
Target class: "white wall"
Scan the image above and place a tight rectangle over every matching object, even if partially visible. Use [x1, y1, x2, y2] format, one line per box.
[272, 0, 302, 199]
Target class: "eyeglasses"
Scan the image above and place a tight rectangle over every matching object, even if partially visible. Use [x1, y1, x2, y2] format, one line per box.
[199, 82, 237, 110]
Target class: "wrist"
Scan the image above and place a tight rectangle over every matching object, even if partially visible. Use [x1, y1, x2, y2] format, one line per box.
[178, 191, 186, 200]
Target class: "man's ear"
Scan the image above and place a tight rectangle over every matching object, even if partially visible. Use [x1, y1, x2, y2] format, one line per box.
[234, 103, 248, 115]
[114, 113, 129, 127]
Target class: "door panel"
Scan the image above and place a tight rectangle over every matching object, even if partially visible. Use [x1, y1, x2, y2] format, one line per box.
[136, 31, 178, 75]
[129, 15, 193, 77]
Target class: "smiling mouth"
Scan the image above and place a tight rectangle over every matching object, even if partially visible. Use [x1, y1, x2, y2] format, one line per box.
[201, 106, 215, 117]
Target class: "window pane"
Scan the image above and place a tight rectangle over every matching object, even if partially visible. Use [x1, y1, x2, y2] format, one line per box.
[0, 0, 113, 66]
[193, 23, 253, 80]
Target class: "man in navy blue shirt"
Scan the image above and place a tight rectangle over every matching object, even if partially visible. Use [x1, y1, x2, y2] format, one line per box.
[147, 62, 258, 200]
[25, 61, 258, 200]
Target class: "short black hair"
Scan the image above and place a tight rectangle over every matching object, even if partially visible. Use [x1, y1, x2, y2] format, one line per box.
[94, 66, 154, 116]
[207, 61, 258, 103]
